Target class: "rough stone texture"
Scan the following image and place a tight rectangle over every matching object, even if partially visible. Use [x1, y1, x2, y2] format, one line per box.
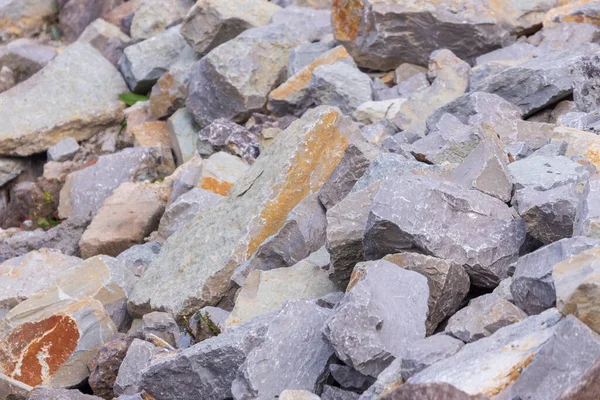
[364, 174, 526, 288]
[268, 45, 354, 117]
[322, 385, 359, 400]
[450, 140, 512, 202]
[0, 38, 56, 83]
[142, 312, 180, 348]
[270, 6, 332, 42]
[198, 151, 249, 196]
[180, 0, 280, 56]
[408, 309, 563, 397]
[167, 108, 199, 166]
[330, 0, 554, 70]
[58, 0, 123, 41]
[47, 138, 80, 162]
[0, 0, 57, 40]
[79, 182, 170, 258]
[394, 49, 470, 136]
[318, 140, 380, 211]
[186, 23, 303, 127]
[103, 0, 142, 35]
[232, 301, 333, 399]
[512, 181, 588, 245]
[0, 249, 83, 312]
[308, 62, 372, 115]
[508, 155, 590, 192]
[572, 54, 600, 113]
[78, 18, 131, 67]
[88, 333, 137, 400]
[280, 390, 321, 400]
[116, 242, 161, 277]
[114, 339, 161, 397]
[288, 41, 335, 77]
[119, 25, 194, 94]
[0, 373, 31, 400]
[0, 158, 26, 187]
[139, 313, 271, 400]
[475, 41, 536, 66]
[474, 45, 600, 116]
[553, 126, 600, 171]
[226, 253, 336, 326]
[324, 260, 429, 377]
[557, 358, 600, 400]
[197, 118, 260, 164]
[380, 383, 488, 400]
[383, 253, 470, 335]
[511, 237, 600, 316]
[149, 62, 191, 120]
[129, 0, 194, 40]
[0, 42, 126, 157]
[231, 194, 327, 285]
[329, 364, 374, 392]
[129, 107, 359, 320]
[578, 176, 600, 238]
[554, 247, 600, 334]
[58, 147, 175, 220]
[0, 66, 15, 93]
[445, 293, 527, 343]
[353, 99, 406, 124]
[155, 188, 223, 242]
[28, 387, 103, 399]
[499, 315, 600, 400]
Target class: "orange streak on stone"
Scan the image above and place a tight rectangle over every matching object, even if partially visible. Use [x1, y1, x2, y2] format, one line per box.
[0, 315, 80, 386]
[245, 110, 348, 258]
[485, 353, 536, 398]
[332, 0, 364, 42]
[200, 177, 233, 196]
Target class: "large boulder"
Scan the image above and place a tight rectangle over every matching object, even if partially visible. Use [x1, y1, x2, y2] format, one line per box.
[0, 42, 127, 156]
[129, 106, 360, 320]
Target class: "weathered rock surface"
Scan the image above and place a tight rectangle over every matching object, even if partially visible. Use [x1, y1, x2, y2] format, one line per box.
[364, 174, 526, 288]
[197, 118, 260, 164]
[180, 0, 280, 56]
[28, 387, 103, 399]
[129, 0, 194, 40]
[129, 107, 359, 319]
[78, 18, 131, 67]
[186, 24, 303, 126]
[47, 138, 80, 162]
[324, 260, 429, 377]
[58, 147, 175, 220]
[0, 38, 56, 82]
[0, 42, 127, 156]
[116, 242, 161, 277]
[270, 6, 332, 42]
[381, 383, 488, 400]
[198, 151, 249, 196]
[508, 155, 590, 192]
[287, 41, 335, 77]
[557, 357, 600, 400]
[79, 182, 170, 258]
[0, 0, 57, 39]
[113, 339, 161, 397]
[383, 253, 470, 334]
[166, 108, 199, 165]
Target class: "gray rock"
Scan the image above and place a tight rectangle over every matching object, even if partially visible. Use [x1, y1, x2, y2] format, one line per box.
[0, 217, 90, 262]
[142, 312, 180, 348]
[186, 24, 303, 127]
[362, 119, 398, 146]
[406, 114, 481, 165]
[498, 315, 600, 400]
[156, 187, 223, 242]
[508, 155, 590, 192]
[288, 41, 335, 77]
[119, 25, 194, 94]
[511, 237, 600, 316]
[531, 140, 568, 157]
[449, 139, 512, 202]
[58, 147, 175, 220]
[557, 355, 600, 400]
[577, 176, 600, 238]
[445, 293, 527, 343]
[379, 383, 489, 400]
[475, 42, 536, 66]
[474, 45, 600, 116]
[197, 118, 260, 164]
[0, 0, 57, 40]
[129, 0, 194, 40]
[323, 260, 429, 377]
[232, 301, 334, 399]
[318, 141, 380, 210]
[129, 107, 361, 319]
[180, 0, 280, 56]
[396, 73, 430, 98]
[363, 335, 465, 398]
[309, 62, 373, 115]
[0, 373, 31, 400]
[383, 253, 470, 335]
[270, 6, 332, 42]
[329, 364, 375, 392]
[167, 108, 200, 165]
[0, 38, 56, 82]
[58, 0, 124, 41]
[408, 309, 564, 397]
[0, 158, 26, 187]
[0, 42, 126, 156]
[513, 182, 588, 245]
[47, 138, 80, 162]
[505, 142, 532, 161]
[28, 387, 102, 399]
[364, 174, 526, 288]
[572, 54, 600, 113]
[140, 313, 271, 400]
[322, 386, 359, 400]
[149, 62, 191, 119]
[114, 339, 162, 396]
[492, 277, 514, 303]
[78, 18, 131, 67]
[116, 241, 161, 277]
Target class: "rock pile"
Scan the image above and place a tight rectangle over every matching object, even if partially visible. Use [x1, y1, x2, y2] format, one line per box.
[2, 0, 600, 399]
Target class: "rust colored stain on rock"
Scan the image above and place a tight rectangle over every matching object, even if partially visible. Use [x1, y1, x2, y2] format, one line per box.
[0, 315, 80, 386]
[200, 176, 234, 196]
[332, 0, 364, 42]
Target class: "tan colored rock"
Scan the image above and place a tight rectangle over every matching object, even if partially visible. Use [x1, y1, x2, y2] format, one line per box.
[104, 0, 143, 34]
[554, 247, 600, 334]
[552, 126, 600, 170]
[279, 390, 321, 400]
[544, 0, 600, 27]
[78, 18, 131, 67]
[79, 182, 170, 258]
[0, 249, 83, 311]
[268, 45, 353, 116]
[130, 0, 194, 40]
[225, 254, 337, 326]
[129, 121, 171, 148]
[353, 99, 406, 124]
[198, 152, 249, 196]
[129, 106, 360, 319]
[0, 0, 56, 40]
